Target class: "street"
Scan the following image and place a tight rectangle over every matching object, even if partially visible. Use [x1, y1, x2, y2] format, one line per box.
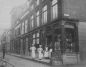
[0, 53, 86, 67]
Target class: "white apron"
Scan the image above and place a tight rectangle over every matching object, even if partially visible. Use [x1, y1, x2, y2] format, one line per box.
[30, 47, 36, 58]
[38, 48, 43, 59]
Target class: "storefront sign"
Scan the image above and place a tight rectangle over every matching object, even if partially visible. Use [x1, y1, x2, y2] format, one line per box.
[63, 53, 78, 64]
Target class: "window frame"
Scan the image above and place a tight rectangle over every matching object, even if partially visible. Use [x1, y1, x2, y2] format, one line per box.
[36, 11, 40, 27]
[30, 15, 34, 29]
[51, 0, 58, 20]
[42, 5, 47, 24]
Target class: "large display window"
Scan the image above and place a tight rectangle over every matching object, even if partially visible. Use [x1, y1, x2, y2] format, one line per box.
[64, 23, 78, 53]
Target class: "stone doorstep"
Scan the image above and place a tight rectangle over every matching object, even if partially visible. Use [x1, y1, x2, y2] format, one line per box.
[9, 53, 50, 65]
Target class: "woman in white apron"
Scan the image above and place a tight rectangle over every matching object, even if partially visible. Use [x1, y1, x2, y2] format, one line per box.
[49, 48, 53, 58]
[30, 45, 36, 59]
[38, 45, 43, 60]
[44, 46, 49, 58]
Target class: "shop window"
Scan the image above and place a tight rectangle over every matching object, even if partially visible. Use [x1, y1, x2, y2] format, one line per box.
[37, 32, 40, 37]
[51, 0, 58, 20]
[36, 11, 40, 27]
[36, 38, 39, 44]
[42, 5, 47, 24]
[36, 32, 40, 44]
[33, 34, 35, 38]
[65, 28, 78, 53]
[33, 34, 36, 44]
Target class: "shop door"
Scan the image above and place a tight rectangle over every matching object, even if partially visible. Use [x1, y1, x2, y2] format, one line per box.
[46, 35, 52, 49]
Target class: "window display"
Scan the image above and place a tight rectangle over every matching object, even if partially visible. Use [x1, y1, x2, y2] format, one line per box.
[65, 27, 76, 53]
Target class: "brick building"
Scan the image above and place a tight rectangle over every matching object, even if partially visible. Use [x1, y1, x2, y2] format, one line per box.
[10, 0, 86, 65]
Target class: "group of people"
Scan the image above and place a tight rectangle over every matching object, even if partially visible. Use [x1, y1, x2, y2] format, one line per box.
[30, 44, 52, 60]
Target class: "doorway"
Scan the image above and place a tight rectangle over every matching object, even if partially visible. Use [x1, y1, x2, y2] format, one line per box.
[46, 35, 52, 49]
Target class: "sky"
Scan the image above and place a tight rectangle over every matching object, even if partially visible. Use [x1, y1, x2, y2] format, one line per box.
[0, 0, 27, 36]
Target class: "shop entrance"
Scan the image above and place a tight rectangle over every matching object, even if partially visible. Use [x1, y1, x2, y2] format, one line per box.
[46, 35, 52, 49]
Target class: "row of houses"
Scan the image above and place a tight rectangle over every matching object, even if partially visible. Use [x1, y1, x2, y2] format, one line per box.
[1, 29, 11, 53]
[1, 0, 86, 65]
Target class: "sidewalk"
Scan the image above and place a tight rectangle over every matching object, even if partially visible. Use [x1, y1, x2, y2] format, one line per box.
[7, 53, 86, 67]
[8, 53, 50, 65]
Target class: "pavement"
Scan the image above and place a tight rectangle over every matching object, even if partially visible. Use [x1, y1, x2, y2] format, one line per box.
[0, 52, 86, 67]
[0, 52, 51, 67]
[6, 55, 51, 67]
[9, 53, 50, 65]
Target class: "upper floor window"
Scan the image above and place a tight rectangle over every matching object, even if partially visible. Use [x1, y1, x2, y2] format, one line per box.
[15, 24, 21, 36]
[31, 4, 34, 10]
[25, 20, 28, 33]
[42, 5, 47, 24]
[36, 11, 40, 27]
[42, 0, 44, 2]
[30, 16, 34, 29]
[51, 0, 58, 20]
[36, 0, 39, 5]
[16, 21, 19, 24]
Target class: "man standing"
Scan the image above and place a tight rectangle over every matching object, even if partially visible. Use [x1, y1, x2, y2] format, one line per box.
[2, 45, 5, 59]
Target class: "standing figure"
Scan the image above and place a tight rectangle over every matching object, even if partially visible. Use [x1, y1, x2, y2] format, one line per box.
[3, 48, 5, 59]
[30, 44, 36, 59]
[55, 38, 60, 51]
[49, 48, 53, 59]
[38, 45, 43, 60]
[44, 46, 49, 58]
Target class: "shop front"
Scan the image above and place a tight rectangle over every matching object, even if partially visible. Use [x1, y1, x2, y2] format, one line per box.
[51, 20, 79, 65]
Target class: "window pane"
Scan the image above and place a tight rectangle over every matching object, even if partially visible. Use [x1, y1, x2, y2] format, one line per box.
[52, 0, 57, 5]
[37, 32, 39, 37]
[37, 38, 39, 44]
[33, 39, 35, 44]
[37, 11, 40, 26]
[31, 5, 34, 10]
[44, 11, 47, 23]
[31, 16, 34, 28]
[51, 4, 58, 19]
[37, 16, 39, 26]
[42, 5, 47, 24]
[33, 34, 35, 38]
[37, 11, 39, 16]
[43, 5, 47, 11]
[36, 0, 39, 5]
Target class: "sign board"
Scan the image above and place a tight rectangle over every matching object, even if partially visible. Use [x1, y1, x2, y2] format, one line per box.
[64, 0, 86, 21]
[63, 53, 78, 64]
